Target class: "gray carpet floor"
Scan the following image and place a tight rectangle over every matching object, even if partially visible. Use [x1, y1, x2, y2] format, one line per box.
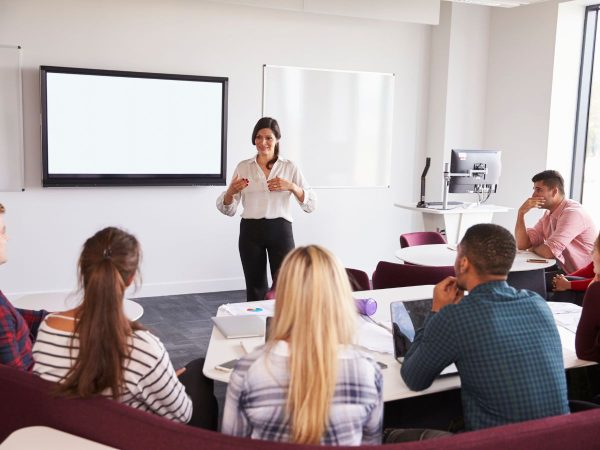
[135, 289, 247, 420]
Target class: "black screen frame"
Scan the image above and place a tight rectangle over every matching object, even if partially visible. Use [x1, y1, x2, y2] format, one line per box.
[448, 149, 501, 194]
[40, 65, 228, 187]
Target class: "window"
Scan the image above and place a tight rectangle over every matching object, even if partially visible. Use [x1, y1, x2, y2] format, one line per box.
[573, 5, 600, 221]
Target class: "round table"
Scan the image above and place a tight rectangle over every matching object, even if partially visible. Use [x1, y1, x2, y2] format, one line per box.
[11, 292, 144, 321]
[395, 244, 556, 272]
[395, 244, 555, 297]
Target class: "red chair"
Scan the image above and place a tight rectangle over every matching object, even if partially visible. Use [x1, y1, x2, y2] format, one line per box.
[400, 231, 446, 248]
[372, 261, 454, 290]
[346, 268, 371, 291]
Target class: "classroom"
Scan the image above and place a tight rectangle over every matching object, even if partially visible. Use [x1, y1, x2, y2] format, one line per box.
[1, 0, 600, 448]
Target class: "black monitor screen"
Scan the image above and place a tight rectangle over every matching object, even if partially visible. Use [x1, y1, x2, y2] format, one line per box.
[41, 66, 228, 187]
[449, 149, 501, 194]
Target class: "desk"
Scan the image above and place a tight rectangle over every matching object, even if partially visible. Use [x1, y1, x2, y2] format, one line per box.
[395, 244, 555, 297]
[0, 426, 116, 449]
[395, 203, 510, 244]
[203, 285, 590, 403]
[11, 293, 144, 322]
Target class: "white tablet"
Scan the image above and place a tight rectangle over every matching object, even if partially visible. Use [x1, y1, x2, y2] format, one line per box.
[211, 315, 265, 339]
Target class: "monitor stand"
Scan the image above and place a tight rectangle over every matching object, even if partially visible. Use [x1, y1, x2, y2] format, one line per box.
[426, 201, 463, 206]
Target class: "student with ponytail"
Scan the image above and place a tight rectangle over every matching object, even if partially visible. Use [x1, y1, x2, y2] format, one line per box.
[32, 227, 218, 429]
[221, 245, 383, 445]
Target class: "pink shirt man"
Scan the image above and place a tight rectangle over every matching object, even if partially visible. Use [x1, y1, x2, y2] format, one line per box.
[526, 198, 597, 273]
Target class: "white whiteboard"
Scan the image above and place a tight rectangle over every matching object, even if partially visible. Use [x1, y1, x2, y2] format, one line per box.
[0, 45, 24, 191]
[262, 65, 394, 188]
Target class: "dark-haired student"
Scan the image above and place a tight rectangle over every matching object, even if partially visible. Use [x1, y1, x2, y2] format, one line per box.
[515, 170, 596, 274]
[576, 233, 600, 363]
[401, 224, 569, 431]
[0, 202, 48, 371]
[32, 227, 218, 429]
[216, 117, 316, 301]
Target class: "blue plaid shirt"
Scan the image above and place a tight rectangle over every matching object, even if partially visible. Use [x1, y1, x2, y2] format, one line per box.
[222, 341, 383, 445]
[401, 281, 569, 430]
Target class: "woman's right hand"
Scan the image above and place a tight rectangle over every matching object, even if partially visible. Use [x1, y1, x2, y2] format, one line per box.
[223, 175, 249, 205]
[226, 175, 249, 196]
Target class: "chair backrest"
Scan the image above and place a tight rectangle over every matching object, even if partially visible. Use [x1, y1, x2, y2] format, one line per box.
[346, 268, 371, 291]
[372, 261, 455, 290]
[400, 231, 446, 248]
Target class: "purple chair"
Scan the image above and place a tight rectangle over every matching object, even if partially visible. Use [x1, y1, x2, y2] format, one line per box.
[372, 261, 455, 290]
[346, 268, 371, 292]
[400, 231, 446, 248]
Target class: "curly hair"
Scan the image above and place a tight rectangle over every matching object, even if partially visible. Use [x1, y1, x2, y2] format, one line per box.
[460, 224, 516, 276]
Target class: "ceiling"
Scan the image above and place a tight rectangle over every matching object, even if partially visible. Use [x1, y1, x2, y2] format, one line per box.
[444, 0, 553, 7]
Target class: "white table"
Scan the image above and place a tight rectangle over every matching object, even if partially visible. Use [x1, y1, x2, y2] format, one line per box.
[395, 244, 555, 297]
[11, 292, 144, 321]
[395, 203, 511, 244]
[203, 285, 591, 403]
[0, 426, 117, 449]
[395, 244, 556, 272]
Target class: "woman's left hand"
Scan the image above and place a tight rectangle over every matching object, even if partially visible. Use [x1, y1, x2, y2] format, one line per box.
[267, 176, 295, 192]
[552, 274, 570, 292]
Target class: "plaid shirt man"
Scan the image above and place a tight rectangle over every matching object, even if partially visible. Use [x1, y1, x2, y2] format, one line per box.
[0, 290, 48, 371]
[401, 281, 569, 431]
[222, 341, 383, 445]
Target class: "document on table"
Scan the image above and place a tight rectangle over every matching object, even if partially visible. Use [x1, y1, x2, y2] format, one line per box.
[547, 302, 582, 315]
[357, 317, 394, 354]
[221, 302, 275, 316]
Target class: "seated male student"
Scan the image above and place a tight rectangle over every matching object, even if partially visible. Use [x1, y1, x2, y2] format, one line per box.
[401, 223, 569, 431]
[515, 170, 596, 274]
[0, 203, 48, 371]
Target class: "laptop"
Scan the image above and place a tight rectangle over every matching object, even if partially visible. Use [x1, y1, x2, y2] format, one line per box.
[211, 315, 266, 339]
[390, 299, 458, 376]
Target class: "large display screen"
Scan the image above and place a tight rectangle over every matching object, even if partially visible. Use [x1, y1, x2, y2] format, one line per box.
[41, 66, 228, 187]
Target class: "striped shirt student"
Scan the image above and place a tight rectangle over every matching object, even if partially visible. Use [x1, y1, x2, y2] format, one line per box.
[33, 314, 192, 423]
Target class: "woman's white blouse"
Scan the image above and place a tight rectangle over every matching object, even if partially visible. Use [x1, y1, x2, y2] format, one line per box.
[216, 157, 317, 222]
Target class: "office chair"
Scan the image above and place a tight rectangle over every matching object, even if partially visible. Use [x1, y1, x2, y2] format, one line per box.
[372, 261, 454, 290]
[346, 268, 371, 292]
[400, 231, 446, 249]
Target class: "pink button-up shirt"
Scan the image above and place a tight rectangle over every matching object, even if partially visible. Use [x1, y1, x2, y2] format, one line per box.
[527, 198, 597, 273]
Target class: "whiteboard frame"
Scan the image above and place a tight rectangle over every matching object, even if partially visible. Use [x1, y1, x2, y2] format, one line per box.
[262, 64, 394, 189]
[0, 45, 25, 192]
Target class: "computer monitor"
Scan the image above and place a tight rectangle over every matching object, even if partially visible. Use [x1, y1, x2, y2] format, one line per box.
[449, 149, 501, 194]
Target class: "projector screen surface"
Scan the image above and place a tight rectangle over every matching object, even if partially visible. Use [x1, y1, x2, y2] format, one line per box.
[41, 66, 228, 187]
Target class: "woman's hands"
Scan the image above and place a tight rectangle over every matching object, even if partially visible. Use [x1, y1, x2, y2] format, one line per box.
[223, 175, 249, 205]
[552, 274, 571, 292]
[267, 176, 294, 192]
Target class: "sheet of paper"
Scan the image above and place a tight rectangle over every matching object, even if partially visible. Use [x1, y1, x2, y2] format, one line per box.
[555, 314, 580, 334]
[356, 318, 394, 354]
[547, 302, 582, 315]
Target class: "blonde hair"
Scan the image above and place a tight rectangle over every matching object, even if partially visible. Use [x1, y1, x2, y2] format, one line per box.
[269, 245, 357, 445]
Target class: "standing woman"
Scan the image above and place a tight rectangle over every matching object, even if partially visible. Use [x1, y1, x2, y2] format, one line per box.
[221, 245, 383, 445]
[216, 117, 316, 301]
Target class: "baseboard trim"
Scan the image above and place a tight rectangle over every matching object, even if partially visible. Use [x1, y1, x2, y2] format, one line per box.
[7, 277, 246, 300]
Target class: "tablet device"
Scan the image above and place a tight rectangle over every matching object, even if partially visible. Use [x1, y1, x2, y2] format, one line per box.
[390, 299, 458, 376]
[211, 315, 265, 339]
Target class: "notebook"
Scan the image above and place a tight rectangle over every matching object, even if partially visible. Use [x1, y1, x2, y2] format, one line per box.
[211, 315, 266, 339]
[390, 299, 458, 376]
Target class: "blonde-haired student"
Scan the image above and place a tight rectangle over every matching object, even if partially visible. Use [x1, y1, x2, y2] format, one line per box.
[221, 245, 383, 445]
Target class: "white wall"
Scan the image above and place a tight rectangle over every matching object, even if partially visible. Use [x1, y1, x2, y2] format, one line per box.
[0, 0, 431, 297]
[484, 0, 561, 230]
[425, 2, 491, 201]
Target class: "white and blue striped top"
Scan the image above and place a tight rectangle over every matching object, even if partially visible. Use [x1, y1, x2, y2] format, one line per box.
[32, 315, 192, 423]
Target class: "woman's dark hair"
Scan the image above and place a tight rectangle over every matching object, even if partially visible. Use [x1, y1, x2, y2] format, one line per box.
[252, 117, 281, 169]
[57, 227, 143, 399]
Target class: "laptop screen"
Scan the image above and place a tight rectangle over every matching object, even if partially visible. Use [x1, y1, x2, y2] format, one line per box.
[390, 299, 433, 361]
